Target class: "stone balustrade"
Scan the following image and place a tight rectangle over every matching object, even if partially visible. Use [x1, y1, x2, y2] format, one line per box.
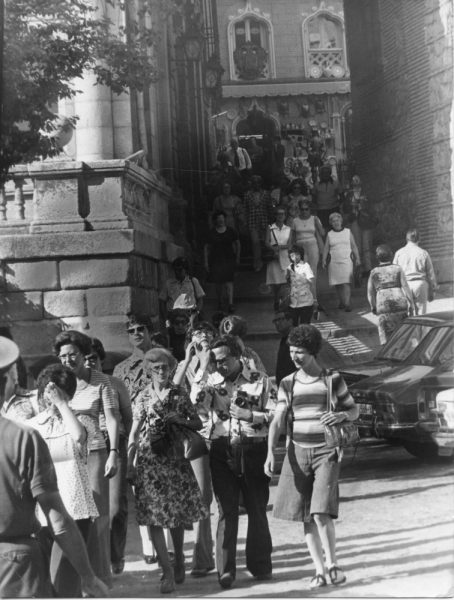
[0, 159, 184, 377]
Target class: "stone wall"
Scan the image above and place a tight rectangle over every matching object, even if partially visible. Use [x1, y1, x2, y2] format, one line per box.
[344, 0, 453, 282]
[0, 160, 182, 374]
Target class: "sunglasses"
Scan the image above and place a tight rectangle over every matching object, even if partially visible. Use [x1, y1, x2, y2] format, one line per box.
[173, 319, 188, 325]
[127, 325, 146, 334]
[85, 353, 99, 362]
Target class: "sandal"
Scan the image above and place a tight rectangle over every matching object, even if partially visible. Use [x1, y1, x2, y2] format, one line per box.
[309, 574, 327, 589]
[328, 565, 346, 585]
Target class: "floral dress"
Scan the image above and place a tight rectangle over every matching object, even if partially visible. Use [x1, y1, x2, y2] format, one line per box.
[132, 383, 209, 528]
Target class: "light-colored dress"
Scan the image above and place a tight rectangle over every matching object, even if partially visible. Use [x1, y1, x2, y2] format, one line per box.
[292, 216, 321, 279]
[266, 223, 292, 285]
[368, 263, 409, 344]
[28, 412, 99, 523]
[132, 383, 209, 528]
[327, 228, 353, 286]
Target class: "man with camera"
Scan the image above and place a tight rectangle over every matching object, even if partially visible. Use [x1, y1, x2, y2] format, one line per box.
[191, 334, 274, 589]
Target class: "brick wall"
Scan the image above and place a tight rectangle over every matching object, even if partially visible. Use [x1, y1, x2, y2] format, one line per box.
[344, 0, 453, 282]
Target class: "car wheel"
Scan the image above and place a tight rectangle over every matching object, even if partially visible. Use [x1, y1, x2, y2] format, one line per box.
[402, 440, 442, 460]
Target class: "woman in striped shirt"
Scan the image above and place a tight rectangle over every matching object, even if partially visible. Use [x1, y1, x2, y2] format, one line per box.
[54, 330, 120, 587]
[265, 324, 358, 590]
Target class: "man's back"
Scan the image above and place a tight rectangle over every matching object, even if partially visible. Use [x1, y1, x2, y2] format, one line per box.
[0, 416, 57, 538]
[394, 242, 432, 281]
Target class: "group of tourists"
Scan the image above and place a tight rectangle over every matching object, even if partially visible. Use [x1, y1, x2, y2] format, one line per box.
[1, 290, 361, 596]
[0, 137, 439, 597]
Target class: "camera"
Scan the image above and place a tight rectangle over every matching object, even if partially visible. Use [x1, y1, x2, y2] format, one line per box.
[234, 390, 249, 409]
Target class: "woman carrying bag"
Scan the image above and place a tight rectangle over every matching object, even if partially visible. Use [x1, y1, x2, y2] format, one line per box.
[265, 206, 292, 311]
[264, 325, 358, 590]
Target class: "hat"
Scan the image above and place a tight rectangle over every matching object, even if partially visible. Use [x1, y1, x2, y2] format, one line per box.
[0, 336, 20, 374]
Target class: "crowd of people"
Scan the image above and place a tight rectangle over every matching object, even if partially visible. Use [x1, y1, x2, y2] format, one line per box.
[0, 138, 439, 597]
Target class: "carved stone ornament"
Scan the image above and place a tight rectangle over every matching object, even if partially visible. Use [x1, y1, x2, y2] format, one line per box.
[233, 41, 268, 80]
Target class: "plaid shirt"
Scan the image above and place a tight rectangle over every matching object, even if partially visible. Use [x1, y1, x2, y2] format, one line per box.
[243, 190, 274, 236]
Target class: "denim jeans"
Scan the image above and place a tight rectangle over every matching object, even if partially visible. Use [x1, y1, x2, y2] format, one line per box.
[209, 438, 272, 578]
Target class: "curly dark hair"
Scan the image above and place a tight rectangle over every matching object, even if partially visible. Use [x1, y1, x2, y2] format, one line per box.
[37, 363, 77, 403]
[90, 338, 106, 362]
[126, 312, 153, 332]
[210, 334, 243, 358]
[287, 324, 322, 356]
[185, 321, 218, 345]
[53, 330, 92, 357]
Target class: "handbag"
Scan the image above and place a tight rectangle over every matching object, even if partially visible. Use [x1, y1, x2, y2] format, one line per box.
[262, 227, 279, 263]
[180, 426, 208, 461]
[323, 372, 360, 449]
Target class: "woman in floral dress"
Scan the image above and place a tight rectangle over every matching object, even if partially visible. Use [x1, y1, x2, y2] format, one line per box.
[127, 347, 208, 594]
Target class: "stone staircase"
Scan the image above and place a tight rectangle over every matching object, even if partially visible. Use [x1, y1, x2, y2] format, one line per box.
[202, 257, 380, 376]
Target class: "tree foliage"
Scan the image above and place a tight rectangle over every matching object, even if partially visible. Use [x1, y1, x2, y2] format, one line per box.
[0, 0, 181, 182]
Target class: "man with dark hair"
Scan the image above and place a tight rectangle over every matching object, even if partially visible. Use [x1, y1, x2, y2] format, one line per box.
[191, 334, 274, 589]
[0, 336, 107, 598]
[393, 228, 438, 315]
[272, 309, 296, 386]
[159, 257, 205, 325]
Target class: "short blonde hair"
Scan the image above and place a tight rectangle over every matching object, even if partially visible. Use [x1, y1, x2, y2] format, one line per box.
[328, 212, 343, 226]
[144, 347, 177, 373]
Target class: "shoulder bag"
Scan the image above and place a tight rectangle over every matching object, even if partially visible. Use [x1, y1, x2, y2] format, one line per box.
[180, 424, 208, 461]
[323, 371, 360, 449]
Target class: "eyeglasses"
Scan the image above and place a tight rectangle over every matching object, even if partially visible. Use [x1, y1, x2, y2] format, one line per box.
[59, 352, 81, 361]
[213, 356, 231, 366]
[149, 364, 170, 373]
[173, 319, 188, 326]
[85, 353, 99, 362]
[127, 325, 145, 334]
[301, 207, 310, 211]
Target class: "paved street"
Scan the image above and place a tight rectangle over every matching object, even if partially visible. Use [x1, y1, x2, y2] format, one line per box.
[111, 440, 454, 598]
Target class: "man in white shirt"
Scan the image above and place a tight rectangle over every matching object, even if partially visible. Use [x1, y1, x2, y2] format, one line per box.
[393, 229, 438, 315]
[226, 138, 252, 182]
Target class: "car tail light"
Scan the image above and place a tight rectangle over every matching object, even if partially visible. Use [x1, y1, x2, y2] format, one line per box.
[436, 391, 454, 428]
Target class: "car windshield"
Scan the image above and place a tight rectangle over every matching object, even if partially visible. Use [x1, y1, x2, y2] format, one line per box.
[405, 327, 454, 367]
[377, 323, 433, 361]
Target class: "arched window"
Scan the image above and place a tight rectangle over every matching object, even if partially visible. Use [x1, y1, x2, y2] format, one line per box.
[228, 8, 275, 81]
[302, 11, 349, 79]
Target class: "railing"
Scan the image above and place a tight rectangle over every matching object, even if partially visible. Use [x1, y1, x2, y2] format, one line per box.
[308, 48, 347, 78]
[0, 159, 175, 236]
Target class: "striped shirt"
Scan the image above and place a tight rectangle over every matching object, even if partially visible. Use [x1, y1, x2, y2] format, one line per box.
[275, 371, 351, 448]
[69, 369, 118, 451]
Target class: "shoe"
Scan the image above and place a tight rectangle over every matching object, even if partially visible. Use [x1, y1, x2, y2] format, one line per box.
[254, 572, 273, 581]
[310, 574, 327, 589]
[338, 302, 345, 309]
[160, 574, 175, 594]
[191, 568, 210, 578]
[344, 306, 352, 312]
[144, 554, 157, 565]
[228, 304, 235, 313]
[328, 565, 346, 585]
[174, 560, 185, 584]
[219, 572, 235, 589]
[112, 559, 125, 575]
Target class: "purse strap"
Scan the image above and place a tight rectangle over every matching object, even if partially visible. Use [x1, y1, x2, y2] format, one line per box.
[270, 226, 278, 245]
[324, 369, 336, 412]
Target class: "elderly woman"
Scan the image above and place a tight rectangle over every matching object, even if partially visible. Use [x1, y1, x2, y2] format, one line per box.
[127, 348, 208, 593]
[367, 244, 415, 344]
[53, 330, 119, 586]
[265, 205, 293, 311]
[29, 364, 99, 598]
[265, 324, 359, 590]
[322, 212, 360, 312]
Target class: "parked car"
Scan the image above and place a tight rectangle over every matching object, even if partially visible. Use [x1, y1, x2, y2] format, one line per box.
[348, 312, 454, 459]
[410, 369, 454, 458]
[340, 311, 454, 386]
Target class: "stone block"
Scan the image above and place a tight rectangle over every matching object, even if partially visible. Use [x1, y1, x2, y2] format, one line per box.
[60, 258, 129, 289]
[0, 292, 43, 322]
[9, 320, 64, 357]
[44, 290, 87, 317]
[5, 261, 58, 292]
[86, 287, 132, 316]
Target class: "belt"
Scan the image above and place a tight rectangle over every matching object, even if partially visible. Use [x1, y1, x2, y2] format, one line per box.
[212, 437, 267, 445]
